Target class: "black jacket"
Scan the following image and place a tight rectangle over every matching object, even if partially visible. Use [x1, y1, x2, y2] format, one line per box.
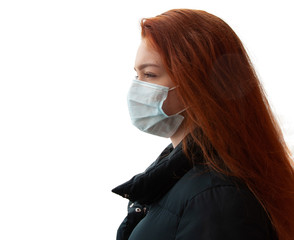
[112, 143, 277, 240]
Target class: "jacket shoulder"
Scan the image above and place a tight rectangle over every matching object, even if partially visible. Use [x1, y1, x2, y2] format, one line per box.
[158, 166, 242, 214]
[175, 183, 276, 239]
[157, 168, 276, 239]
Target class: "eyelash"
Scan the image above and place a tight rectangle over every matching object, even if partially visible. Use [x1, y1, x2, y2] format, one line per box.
[135, 72, 157, 79]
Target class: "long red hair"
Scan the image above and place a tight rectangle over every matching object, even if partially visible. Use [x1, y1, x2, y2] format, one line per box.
[140, 9, 294, 240]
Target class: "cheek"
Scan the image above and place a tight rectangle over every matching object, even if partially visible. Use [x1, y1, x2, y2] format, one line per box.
[162, 90, 184, 116]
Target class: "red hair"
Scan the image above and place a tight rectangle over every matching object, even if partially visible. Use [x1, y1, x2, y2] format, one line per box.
[141, 9, 294, 240]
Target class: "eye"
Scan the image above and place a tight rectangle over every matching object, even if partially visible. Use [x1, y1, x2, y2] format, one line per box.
[135, 72, 157, 80]
[144, 72, 156, 78]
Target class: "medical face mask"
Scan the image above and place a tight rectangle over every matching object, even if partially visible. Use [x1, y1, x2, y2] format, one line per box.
[127, 79, 185, 138]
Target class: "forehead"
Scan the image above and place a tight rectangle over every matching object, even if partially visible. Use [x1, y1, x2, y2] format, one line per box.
[135, 40, 162, 68]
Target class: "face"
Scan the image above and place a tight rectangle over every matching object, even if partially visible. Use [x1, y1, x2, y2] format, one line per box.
[134, 40, 184, 116]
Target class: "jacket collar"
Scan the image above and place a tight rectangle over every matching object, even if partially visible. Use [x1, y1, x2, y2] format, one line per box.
[112, 143, 194, 205]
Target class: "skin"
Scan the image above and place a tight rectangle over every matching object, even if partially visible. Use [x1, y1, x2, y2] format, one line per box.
[134, 40, 187, 147]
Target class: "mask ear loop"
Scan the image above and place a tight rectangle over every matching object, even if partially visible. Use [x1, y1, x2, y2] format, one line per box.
[169, 86, 178, 91]
[176, 107, 188, 115]
[167, 85, 189, 115]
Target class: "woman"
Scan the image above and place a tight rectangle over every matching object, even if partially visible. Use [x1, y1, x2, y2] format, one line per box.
[112, 9, 294, 240]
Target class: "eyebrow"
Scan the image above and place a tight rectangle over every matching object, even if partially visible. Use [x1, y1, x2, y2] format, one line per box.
[134, 63, 161, 71]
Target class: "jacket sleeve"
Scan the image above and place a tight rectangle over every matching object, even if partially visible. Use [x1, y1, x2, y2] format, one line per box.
[175, 185, 276, 240]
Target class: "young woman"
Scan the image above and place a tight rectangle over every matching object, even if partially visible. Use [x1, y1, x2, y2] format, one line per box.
[112, 9, 294, 240]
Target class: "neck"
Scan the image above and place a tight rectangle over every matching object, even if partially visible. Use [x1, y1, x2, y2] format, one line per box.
[170, 123, 187, 148]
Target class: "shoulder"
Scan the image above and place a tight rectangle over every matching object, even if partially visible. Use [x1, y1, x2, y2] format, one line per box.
[160, 166, 246, 208]
[175, 183, 276, 239]
[158, 167, 276, 239]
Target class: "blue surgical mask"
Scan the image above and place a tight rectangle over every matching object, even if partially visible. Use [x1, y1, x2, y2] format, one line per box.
[127, 79, 185, 138]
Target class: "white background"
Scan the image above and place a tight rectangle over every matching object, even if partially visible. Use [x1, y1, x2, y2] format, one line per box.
[0, 0, 293, 239]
